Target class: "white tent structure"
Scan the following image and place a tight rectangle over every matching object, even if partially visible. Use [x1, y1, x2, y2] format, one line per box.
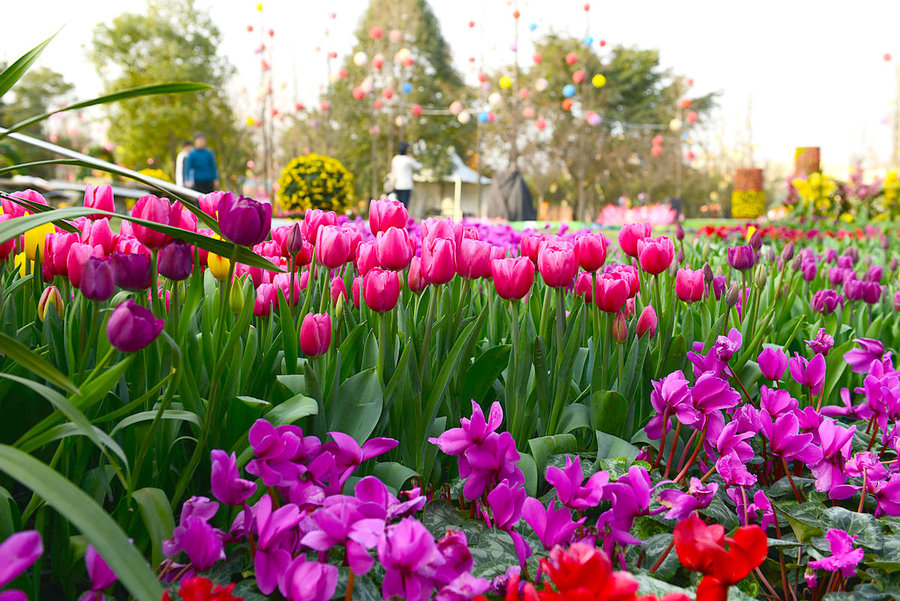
[409, 149, 491, 219]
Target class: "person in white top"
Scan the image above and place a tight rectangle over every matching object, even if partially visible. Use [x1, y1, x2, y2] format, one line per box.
[390, 142, 422, 207]
[175, 140, 193, 187]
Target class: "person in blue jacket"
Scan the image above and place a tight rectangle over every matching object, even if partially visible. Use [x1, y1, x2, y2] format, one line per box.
[184, 133, 219, 193]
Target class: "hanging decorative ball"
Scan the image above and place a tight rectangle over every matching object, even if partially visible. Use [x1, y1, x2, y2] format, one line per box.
[532, 52, 543, 65]
[592, 73, 606, 88]
[295, 103, 305, 111]
[246, 117, 256, 126]
[680, 98, 692, 109]
[468, 56, 476, 63]
[329, 51, 338, 59]
[522, 106, 535, 119]
[353, 52, 368, 67]
[411, 104, 423, 116]
[477, 111, 490, 123]
[271, 107, 279, 117]
[528, 23, 537, 32]
[599, 39, 606, 47]
[584, 36, 594, 46]
[255, 3, 263, 11]
[885, 53, 893, 62]
[395, 116, 407, 127]
[488, 92, 503, 106]
[478, 72, 488, 83]
[513, 10, 520, 19]
[509, 44, 517, 52]
[389, 29, 403, 43]
[403, 56, 415, 67]
[360, 79, 374, 94]
[369, 125, 381, 136]
[669, 118, 683, 132]
[572, 70, 585, 84]
[337, 67, 348, 80]
[395, 48, 412, 64]
[352, 87, 365, 100]
[328, 12, 336, 19]
[583, 3, 591, 11]
[261, 59, 270, 71]
[247, 160, 255, 169]
[652, 135, 664, 145]
[449, 101, 463, 115]
[374, 99, 384, 110]
[562, 84, 576, 98]
[381, 88, 394, 100]
[499, 75, 513, 89]
[681, 133, 690, 141]
[458, 111, 471, 124]
[246, 25, 254, 32]
[561, 98, 573, 111]
[468, 20, 475, 28]
[402, 82, 413, 94]
[488, 112, 496, 123]
[565, 52, 578, 65]
[686, 78, 694, 87]
[686, 150, 696, 160]
[586, 111, 602, 126]
[369, 26, 383, 40]
[519, 88, 529, 99]
[534, 78, 549, 92]
[651, 145, 663, 157]
[371, 54, 385, 69]
[268, 28, 274, 37]
[686, 111, 698, 124]
[320, 101, 330, 112]
[536, 118, 547, 130]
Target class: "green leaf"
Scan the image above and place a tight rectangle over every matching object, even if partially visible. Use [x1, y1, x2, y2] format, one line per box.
[822, 506, 884, 551]
[266, 394, 318, 425]
[591, 389, 628, 436]
[329, 368, 383, 444]
[0, 332, 79, 394]
[110, 410, 200, 436]
[774, 500, 825, 543]
[132, 487, 175, 567]
[372, 462, 418, 492]
[0, 32, 57, 99]
[459, 344, 510, 403]
[517, 452, 538, 497]
[528, 433, 576, 477]
[595, 430, 639, 462]
[0, 445, 163, 601]
[558, 403, 591, 434]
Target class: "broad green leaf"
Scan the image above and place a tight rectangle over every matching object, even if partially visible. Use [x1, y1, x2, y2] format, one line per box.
[459, 344, 510, 403]
[0, 332, 78, 394]
[0, 445, 163, 601]
[266, 394, 317, 425]
[591, 389, 628, 436]
[595, 430, 639, 462]
[132, 487, 175, 567]
[774, 500, 825, 543]
[528, 433, 576, 477]
[517, 452, 538, 498]
[558, 403, 591, 434]
[372, 462, 418, 492]
[329, 368, 383, 444]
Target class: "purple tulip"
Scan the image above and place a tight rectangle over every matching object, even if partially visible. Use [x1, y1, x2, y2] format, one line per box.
[278, 556, 338, 601]
[210, 450, 257, 506]
[545, 455, 608, 511]
[80, 258, 114, 301]
[811, 289, 844, 314]
[0, 531, 43, 599]
[158, 240, 193, 281]
[806, 328, 834, 356]
[377, 518, 440, 601]
[809, 530, 865, 578]
[217, 193, 272, 247]
[109, 252, 151, 290]
[757, 347, 787, 381]
[711, 275, 727, 300]
[788, 352, 826, 396]
[844, 338, 886, 373]
[106, 300, 164, 353]
[521, 498, 584, 550]
[727, 245, 755, 271]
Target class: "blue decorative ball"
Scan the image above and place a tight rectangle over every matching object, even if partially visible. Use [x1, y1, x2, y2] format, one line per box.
[528, 23, 538, 32]
[562, 84, 576, 98]
[402, 82, 413, 94]
[584, 36, 594, 46]
[477, 111, 490, 123]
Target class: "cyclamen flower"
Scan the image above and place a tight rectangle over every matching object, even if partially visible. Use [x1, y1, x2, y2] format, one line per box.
[715, 450, 757, 487]
[788, 352, 826, 396]
[377, 518, 440, 601]
[844, 338, 886, 373]
[161, 577, 242, 601]
[747, 490, 776, 530]
[759, 411, 823, 464]
[210, 450, 256, 506]
[278, 557, 338, 601]
[521, 498, 585, 550]
[545, 455, 608, 511]
[354, 476, 426, 521]
[810, 419, 855, 492]
[0, 531, 43, 601]
[537, 543, 640, 601]
[759, 386, 799, 418]
[757, 347, 787, 381]
[79, 545, 116, 601]
[809, 529, 864, 578]
[658, 478, 718, 521]
[645, 370, 700, 440]
[691, 373, 740, 415]
[300, 496, 385, 575]
[596, 466, 654, 547]
[245, 419, 321, 487]
[325, 431, 398, 487]
[254, 495, 302, 594]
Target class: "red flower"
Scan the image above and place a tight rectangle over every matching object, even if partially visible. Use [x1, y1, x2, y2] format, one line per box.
[162, 577, 243, 601]
[673, 516, 768, 601]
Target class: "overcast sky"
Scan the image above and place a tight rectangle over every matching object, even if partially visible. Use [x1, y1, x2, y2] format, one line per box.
[5, 0, 900, 174]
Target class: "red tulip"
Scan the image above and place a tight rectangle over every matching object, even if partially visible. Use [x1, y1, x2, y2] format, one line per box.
[537, 239, 577, 288]
[574, 231, 608, 272]
[618, 222, 651, 258]
[362, 268, 400, 312]
[594, 273, 629, 313]
[421, 237, 456, 285]
[637, 236, 674, 275]
[491, 257, 534, 300]
[637, 305, 657, 338]
[375, 227, 413, 271]
[458, 238, 492, 279]
[369, 198, 409, 234]
[675, 268, 706, 303]
[314, 225, 351, 269]
[300, 313, 331, 357]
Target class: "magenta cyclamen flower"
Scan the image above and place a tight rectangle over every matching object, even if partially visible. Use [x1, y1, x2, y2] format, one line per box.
[844, 338, 886, 373]
[596, 466, 653, 546]
[279, 557, 338, 601]
[759, 386, 799, 418]
[747, 490, 776, 530]
[0, 531, 43, 600]
[210, 449, 257, 506]
[757, 347, 788, 381]
[545, 455, 609, 511]
[521, 498, 585, 550]
[301, 496, 385, 575]
[657, 478, 718, 521]
[645, 370, 700, 440]
[325, 431, 398, 487]
[759, 411, 823, 464]
[377, 518, 440, 601]
[487, 480, 526, 531]
[810, 419, 855, 492]
[715, 450, 757, 487]
[246, 419, 321, 487]
[691, 373, 741, 415]
[163, 496, 222, 568]
[788, 352, 826, 396]
[354, 476, 426, 521]
[79, 545, 116, 601]
[809, 529, 865, 578]
[254, 494, 302, 594]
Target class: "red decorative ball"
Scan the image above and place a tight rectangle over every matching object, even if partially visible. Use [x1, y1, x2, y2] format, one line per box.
[565, 52, 578, 66]
[652, 135, 664, 146]
[411, 104, 423, 116]
[572, 70, 585, 84]
[651, 145, 663, 157]
[561, 98, 573, 111]
[533, 52, 543, 65]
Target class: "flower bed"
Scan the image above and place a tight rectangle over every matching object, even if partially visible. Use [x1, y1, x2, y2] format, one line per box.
[0, 187, 898, 601]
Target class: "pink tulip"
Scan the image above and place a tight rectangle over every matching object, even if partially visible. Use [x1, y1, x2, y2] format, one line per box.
[376, 227, 413, 271]
[330, 276, 348, 304]
[67, 243, 103, 288]
[537, 239, 578, 288]
[352, 276, 361, 308]
[44, 232, 78, 277]
[457, 238, 492, 279]
[369, 198, 408, 234]
[453, 222, 479, 250]
[421, 218, 454, 247]
[574, 232, 608, 272]
[492, 257, 534, 300]
[362, 268, 400, 312]
[520, 232, 546, 264]
[301, 209, 337, 245]
[422, 237, 457, 285]
[272, 272, 301, 305]
[0, 216, 15, 260]
[637, 305, 657, 338]
[131, 195, 183, 250]
[254, 283, 278, 317]
[83, 183, 114, 219]
[300, 313, 331, 357]
[314, 225, 351, 269]
[618, 222, 651, 258]
[675, 268, 706, 303]
[80, 218, 116, 255]
[3, 189, 46, 218]
[575, 272, 593, 302]
[407, 256, 427, 292]
[595, 273, 629, 313]
[342, 223, 363, 260]
[198, 191, 225, 218]
[637, 236, 674, 275]
[355, 241, 379, 276]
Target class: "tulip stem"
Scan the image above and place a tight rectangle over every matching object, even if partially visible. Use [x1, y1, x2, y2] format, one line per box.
[509, 301, 520, 441]
[417, 287, 438, 385]
[376, 313, 386, 385]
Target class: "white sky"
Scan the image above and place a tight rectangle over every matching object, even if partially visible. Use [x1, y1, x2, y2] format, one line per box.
[5, 0, 900, 174]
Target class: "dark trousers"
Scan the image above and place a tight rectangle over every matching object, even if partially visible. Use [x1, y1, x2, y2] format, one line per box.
[395, 189, 411, 207]
[191, 180, 216, 194]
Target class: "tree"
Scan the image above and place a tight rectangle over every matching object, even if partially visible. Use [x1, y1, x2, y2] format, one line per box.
[89, 0, 251, 189]
[0, 67, 74, 177]
[319, 0, 475, 202]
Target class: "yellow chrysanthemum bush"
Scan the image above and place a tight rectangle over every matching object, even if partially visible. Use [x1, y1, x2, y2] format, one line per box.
[791, 172, 837, 217]
[731, 190, 766, 219]
[276, 153, 356, 214]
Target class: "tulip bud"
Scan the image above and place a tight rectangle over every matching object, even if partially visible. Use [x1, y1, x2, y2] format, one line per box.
[749, 229, 762, 251]
[80, 258, 115, 301]
[611, 311, 627, 342]
[285, 223, 305, 256]
[790, 256, 802, 271]
[724, 283, 740, 308]
[702, 263, 714, 284]
[636, 305, 657, 338]
[38, 286, 64, 322]
[882, 235, 890, 251]
[668, 262, 678, 278]
[230, 277, 245, 314]
[676, 247, 684, 264]
[780, 242, 794, 263]
[334, 293, 345, 319]
[754, 264, 767, 288]
[891, 257, 898, 272]
[764, 248, 777, 262]
[675, 223, 684, 241]
[208, 252, 231, 281]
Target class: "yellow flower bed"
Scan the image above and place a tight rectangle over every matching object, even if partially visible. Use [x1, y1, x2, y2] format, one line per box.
[731, 189, 766, 219]
[276, 153, 355, 214]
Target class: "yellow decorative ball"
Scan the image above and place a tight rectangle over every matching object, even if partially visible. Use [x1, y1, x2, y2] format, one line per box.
[256, 3, 263, 11]
[499, 76, 513, 90]
[592, 74, 607, 88]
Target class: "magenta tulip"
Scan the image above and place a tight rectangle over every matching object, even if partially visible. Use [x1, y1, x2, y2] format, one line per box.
[595, 273, 629, 313]
[300, 313, 332, 357]
[67, 243, 104, 288]
[574, 231, 608, 272]
[457, 238, 492, 279]
[83, 183, 115, 219]
[106, 300, 164, 352]
[314, 225, 351, 269]
[407, 256, 427, 292]
[574, 272, 593, 302]
[637, 236, 674, 275]
[254, 283, 278, 317]
[355, 240, 379, 276]
[537, 239, 578, 288]
[618, 222, 651, 258]
[301, 209, 337, 245]
[492, 257, 534, 300]
[217, 193, 272, 247]
[44, 232, 78, 277]
[131, 194, 184, 250]
[369, 198, 408, 234]
[675, 268, 705, 303]
[363, 268, 401, 312]
[376, 226, 413, 271]
[637, 305, 657, 338]
[422, 237, 457, 285]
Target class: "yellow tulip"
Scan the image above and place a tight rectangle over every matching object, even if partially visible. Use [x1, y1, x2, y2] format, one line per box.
[746, 225, 756, 241]
[23, 222, 54, 261]
[38, 286, 64, 322]
[208, 252, 231, 281]
[14, 252, 27, 277]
